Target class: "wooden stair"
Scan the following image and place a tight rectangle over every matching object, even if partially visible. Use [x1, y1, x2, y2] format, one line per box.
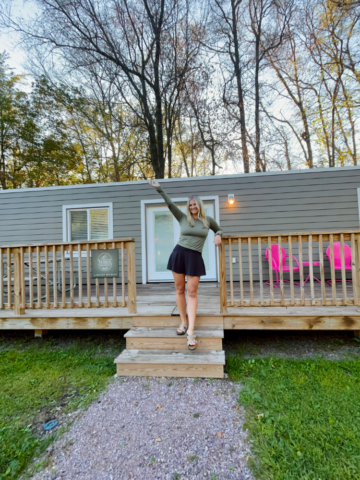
[114, 320, 225, 378]
[124, 327, 223, 351]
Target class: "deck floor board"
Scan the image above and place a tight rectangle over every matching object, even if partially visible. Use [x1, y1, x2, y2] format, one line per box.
[1, 282, 360, 331]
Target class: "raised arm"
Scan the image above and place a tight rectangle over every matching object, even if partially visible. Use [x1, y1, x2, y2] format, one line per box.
[208, 216, 223, 246]
[148, 179, 184, 222]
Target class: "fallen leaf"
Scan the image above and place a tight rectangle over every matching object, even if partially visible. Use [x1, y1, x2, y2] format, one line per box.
[257, 413, 264, 419]
[271, 365, 275, 369]
[156, 405, 164, 410]
[235, 406, 241, 410]
[217, 431, 223, 438]
[244, 372, 249, 377]
[246, 455, 250, 461]
[154, 438, 161, 443]
[222, 419, 226, 423]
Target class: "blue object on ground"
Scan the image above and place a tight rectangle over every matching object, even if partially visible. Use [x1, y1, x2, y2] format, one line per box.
[44, 420, 58, 430]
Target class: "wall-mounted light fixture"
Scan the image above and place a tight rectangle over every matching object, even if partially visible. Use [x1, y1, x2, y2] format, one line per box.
[228, 194, 235, 205]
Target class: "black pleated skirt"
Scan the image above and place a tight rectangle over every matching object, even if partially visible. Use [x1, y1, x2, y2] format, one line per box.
[167, 244, 206, 277]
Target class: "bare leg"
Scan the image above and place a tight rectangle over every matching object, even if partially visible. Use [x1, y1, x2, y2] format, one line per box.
[187, 275, 200, 337]
[172, 272, 187, 329]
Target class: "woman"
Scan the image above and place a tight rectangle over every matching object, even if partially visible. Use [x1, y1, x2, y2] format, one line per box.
[148, 179, 223, 350]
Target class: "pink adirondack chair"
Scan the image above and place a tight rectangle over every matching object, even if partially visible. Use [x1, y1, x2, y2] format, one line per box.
[325, 242, 352, 285]
[265, 244, 301, 288]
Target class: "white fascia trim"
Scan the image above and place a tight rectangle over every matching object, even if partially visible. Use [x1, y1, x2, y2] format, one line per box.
[62, 203, 114, 243]
[141, 196, 220, 284]
[1, 166, 359, 194]
[141, 199, 147, 284]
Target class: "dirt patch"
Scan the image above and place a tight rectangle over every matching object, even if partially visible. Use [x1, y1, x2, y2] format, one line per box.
[224, 330, 360, 360]
[29, 405, 60, 438]
[29, 390, 84, 440]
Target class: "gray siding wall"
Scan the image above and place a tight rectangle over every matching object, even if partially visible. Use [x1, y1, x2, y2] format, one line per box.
[1, 167, 359, 283]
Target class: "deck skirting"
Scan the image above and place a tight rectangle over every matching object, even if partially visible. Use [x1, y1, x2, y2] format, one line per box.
[1, 307, 360, 331]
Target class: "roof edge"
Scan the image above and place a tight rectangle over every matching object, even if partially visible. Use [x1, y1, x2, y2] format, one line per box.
[0, 165, 359, 194]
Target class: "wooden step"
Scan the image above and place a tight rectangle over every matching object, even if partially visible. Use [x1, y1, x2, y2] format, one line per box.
[114, 349, 225, 378]
[125, 327, 223, 351]
[133, 315, 224, 328]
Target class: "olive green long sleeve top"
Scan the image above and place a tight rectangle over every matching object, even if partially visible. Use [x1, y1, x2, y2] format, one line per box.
[156, 186, 223, 253]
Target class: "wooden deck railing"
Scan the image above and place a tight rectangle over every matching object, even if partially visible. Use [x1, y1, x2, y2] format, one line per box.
[0, 239, 137, 315]
[219, 231, 360, 313]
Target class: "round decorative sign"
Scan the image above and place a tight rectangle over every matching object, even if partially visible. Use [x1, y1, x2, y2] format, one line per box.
[91, 249, 119, 278]
[97, 252, 113, 272]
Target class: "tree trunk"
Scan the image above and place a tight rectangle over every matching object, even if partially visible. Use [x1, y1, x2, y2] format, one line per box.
[268, 43, 314, 168]
[154, 24, 165, 179]
[231, 0, 250, 173]
[0, 135, 7, 189]
[254, 31, 261, 172]
[284, 138, 291, 170]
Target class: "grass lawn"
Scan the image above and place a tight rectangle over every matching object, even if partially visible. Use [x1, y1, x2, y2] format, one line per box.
[227, 354, 360, 480]
[0, 331, 124, 480]
[1, 330, 359, 480]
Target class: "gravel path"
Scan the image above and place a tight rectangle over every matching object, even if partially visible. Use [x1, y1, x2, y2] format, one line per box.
[32, 377, 253, 480]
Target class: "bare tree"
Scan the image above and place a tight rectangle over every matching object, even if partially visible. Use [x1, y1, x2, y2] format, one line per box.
[184, 66, 227, 175]
[267, 23, 314, 168]
[210, 0, 251, 173]
[247, 0, 294, 171]
[302, 0, 355, 167]
[2, 0, 204, 178]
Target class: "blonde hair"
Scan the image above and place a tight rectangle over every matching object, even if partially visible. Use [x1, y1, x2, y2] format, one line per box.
[186, 196, 209, 228]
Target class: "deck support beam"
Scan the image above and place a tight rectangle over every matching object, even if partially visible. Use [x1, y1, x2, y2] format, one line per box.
[34, 329, 48, 338]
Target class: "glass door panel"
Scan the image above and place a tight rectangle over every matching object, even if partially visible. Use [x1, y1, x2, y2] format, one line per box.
[154, 211, 174, 272]
[147, 206, 175, 281]
[147, 203, 218, 282]
[202, 205, 217, 280]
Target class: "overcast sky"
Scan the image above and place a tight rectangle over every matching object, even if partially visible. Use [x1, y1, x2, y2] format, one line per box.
[1, 0, 33, 72]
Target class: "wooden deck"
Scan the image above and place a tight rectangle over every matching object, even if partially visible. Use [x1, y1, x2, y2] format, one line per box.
[2, 280, 360, 379]
[3, 233, 360, 378]
[1, 282, 360, 332]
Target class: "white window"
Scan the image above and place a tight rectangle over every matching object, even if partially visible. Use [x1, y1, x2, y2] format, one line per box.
[62, 203, 113, 242]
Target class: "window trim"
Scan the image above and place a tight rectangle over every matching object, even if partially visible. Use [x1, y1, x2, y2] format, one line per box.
[62, 203, 114, 243]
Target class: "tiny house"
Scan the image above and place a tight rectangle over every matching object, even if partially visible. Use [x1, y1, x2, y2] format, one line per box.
[1, 166, 360, 378]
[1, 166, 360, 284]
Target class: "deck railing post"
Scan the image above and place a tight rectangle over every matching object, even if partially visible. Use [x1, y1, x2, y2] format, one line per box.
[125, 241, 137, 314]
[219, 241, 228, 313]
[356, 235, 360, 312]
[13, 249, 25, 315]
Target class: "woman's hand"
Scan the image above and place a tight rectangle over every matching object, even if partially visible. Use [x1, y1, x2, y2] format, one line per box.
[214, 234, 222, 247]
[148, 179, 160, 188]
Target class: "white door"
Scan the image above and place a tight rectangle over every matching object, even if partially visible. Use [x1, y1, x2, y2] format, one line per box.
[146, 203, 218, 282]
